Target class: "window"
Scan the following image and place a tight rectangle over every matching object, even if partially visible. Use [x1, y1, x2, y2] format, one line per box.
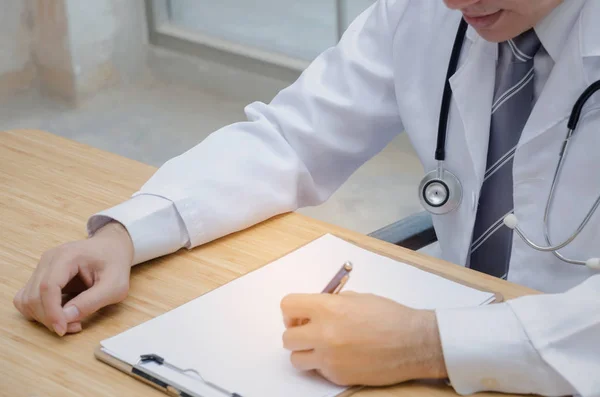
[147, 0, 375, 73]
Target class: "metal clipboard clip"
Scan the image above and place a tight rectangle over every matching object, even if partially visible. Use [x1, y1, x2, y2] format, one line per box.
[132, 354, 243, 397]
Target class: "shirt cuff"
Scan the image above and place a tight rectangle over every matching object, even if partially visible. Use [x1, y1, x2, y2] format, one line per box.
[435, 303, 571, 396]
[87, 194, 190, 265]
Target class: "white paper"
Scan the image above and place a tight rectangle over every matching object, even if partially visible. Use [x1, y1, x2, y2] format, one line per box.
[101, 234, 494, 397]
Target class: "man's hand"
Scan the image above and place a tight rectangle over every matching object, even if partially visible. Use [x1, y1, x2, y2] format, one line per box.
[280, 291, 448, 386]
[13, 222, 134, 336]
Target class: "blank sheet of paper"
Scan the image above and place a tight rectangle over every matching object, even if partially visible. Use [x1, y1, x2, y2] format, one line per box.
[100, 234, 495, 397]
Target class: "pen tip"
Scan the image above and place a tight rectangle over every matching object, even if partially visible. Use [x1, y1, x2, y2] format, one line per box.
[344, 261, 353, 271]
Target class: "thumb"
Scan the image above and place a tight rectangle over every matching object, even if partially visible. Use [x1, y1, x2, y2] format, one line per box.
[62, 277, 128, 322]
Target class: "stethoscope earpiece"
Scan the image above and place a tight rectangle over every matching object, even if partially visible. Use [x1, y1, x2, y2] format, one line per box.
[586, 258, 600, 270]
[503, 214, 519, 230]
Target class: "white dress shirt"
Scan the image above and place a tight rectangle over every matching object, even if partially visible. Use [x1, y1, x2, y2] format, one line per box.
[87, 1, 596, 396]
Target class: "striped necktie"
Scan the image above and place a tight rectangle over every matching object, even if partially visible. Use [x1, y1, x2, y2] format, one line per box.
[468, 29, 542, 279]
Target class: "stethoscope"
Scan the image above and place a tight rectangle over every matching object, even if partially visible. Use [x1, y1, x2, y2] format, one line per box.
[418, 18, 600, 270]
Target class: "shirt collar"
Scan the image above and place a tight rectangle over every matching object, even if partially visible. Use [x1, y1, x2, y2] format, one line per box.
[534, 0, 587, 62]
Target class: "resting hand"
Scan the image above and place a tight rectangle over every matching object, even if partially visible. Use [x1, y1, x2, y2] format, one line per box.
[13, 222, 134, 336]
[280, 291, 447, 386]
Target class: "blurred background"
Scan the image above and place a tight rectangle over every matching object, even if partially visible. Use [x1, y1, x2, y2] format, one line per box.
[0, 0, 425, 237]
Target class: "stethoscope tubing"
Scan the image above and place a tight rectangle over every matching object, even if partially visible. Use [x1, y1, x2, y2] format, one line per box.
[421, 18, 600, 269]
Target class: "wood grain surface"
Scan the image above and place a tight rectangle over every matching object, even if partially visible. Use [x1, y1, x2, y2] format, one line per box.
[0, 130, 539, 397]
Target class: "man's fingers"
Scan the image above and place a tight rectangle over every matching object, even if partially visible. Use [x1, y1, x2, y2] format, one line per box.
[280, 293, 330, 323]
[290, 350, 319, 371]
[66, 322, 82, 334]
[22, 279, 55, 332]
[40, 283, 68, 336]
[284, 316, 309, 328]
[15, 250, 61, 332]
[283, 323, 321, 351]
[63, 276, 127, 322]
[13, 288, 34, 321]
[39, 255, 80, 336]
[21, 292, 37, 322]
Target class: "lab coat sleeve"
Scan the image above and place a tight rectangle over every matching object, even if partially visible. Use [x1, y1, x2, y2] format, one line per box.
[435, 274, 600, 397]
[87, 0, 407, 264]
[87, 194, 190, 265]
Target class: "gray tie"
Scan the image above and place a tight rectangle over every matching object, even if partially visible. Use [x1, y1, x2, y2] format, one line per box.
[469, 29, 542, 279]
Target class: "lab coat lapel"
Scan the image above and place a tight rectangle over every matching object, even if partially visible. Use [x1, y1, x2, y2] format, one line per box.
[449, 29, 498, 188]
[433, 27, 497, 267]
[518, 3, 600, 150]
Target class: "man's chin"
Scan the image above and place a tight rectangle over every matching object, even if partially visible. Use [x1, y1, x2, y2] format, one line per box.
[472, 25, 532, 43]
[475, 29, 510, 43]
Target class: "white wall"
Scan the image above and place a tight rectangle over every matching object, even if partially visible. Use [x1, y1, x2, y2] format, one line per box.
[1, 0, 148, 103]
[0, 0, 35, 96]
[66, 0, 149, 99]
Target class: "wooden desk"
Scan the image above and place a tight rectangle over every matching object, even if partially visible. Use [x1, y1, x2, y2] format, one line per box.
[0, 130, 538, 397]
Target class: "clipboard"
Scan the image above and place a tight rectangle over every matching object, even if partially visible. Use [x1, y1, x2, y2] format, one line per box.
[95, 346, 362, 397]
[95, 347, 361, 397]
[94, 233, 502, 397]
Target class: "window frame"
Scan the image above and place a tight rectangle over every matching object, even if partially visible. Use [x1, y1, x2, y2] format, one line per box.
[145, 0, 349, 80]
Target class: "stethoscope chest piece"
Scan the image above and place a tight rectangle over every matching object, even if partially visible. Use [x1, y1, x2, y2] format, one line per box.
[418, 166, 462, 215]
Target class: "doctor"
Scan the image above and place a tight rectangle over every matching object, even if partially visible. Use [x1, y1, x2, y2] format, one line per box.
[13, 0, 600, 395]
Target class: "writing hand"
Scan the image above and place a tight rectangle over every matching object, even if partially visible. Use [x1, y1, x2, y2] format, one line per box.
[280, 291, 447, 386]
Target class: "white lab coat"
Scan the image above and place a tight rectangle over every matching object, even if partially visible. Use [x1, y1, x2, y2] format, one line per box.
[89, 0, 600, 395]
